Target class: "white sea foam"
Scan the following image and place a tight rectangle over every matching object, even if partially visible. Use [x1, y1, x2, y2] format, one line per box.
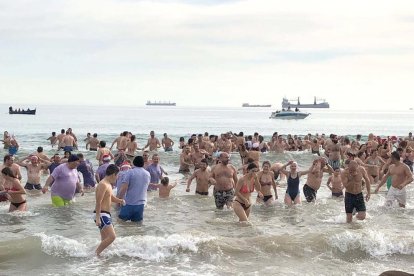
[36, 232, 215, 261]
[328, 229, 414, 257]
[35, 233, 90, 258]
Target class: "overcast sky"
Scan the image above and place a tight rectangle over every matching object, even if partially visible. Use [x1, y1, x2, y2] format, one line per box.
[1, 0, 414, 109]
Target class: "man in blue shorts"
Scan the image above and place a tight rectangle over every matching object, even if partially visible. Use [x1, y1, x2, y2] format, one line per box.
[117, 156, 150, 224]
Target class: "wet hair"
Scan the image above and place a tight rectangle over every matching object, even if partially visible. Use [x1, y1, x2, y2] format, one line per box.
[1, 167, 16, 178]
[133, 156, 144, 167]
[200, 158, 208, 165]
[130, 135, 136, 142]
[61, 129, 65, 134]
[4, 154, 13, 162]
[188, 138, 194, 144]
[52, 132, 56, 136]
[37, 146, 43, 153]
[391, 151, 400, 161]
[76, 153, 84, 159]
[246, 163, 258, 171]
[105, 164, 120, 176]
[161, 177, 169, 186]
[99, 141, 106, 147]
[93, 133, 97, 138]
[179, 137, 185, 142]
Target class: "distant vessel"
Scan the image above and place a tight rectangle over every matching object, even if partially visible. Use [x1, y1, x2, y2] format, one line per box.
[242, 103, 272, 107]
[146, 101, 176, 106]
[282, 97, 329, 109]
[269, 109, 310, 120]
[9, 106, 36, 115]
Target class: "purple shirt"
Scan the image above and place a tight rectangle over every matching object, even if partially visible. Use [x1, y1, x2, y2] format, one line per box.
[96, 163, 110, 181]
[50, 163, 79, 200]
[146, 163, 163, 191]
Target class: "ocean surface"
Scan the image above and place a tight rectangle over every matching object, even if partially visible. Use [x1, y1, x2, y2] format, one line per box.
[0, 104, 413, 276]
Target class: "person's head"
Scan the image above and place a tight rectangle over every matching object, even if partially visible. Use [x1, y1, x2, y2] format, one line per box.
[246, 163, 258, 174]
[86, 133, 91, 137]
[179, 137, 184, 142]
[99, 140, 106, 148]
[130, 135, 136, 142]
[188, 138, 194, 145]
[37, 146, 43, 153]
[93, 133, 98, 138]
[143, 151, 150, 160]
[199, 158, 208, 170]
[67, 155, 80, 169]
[348, 160, 358, 172]
[152, 153, 159, 164]
[4, 154, 14, 166]
[356, 134, 362, 140]
[262, 161, 271, 171]
[30, 155, 39, 165]
[1, 167, 16, 179]
[193, 143, 199, 151]
[64, 151, 71, 158]
[105, 164, 120, 185]
[52, 132, 56, 136]
[219, 152, 230, 165]
[184, 146, 191, 153]
[122, 131, 128, 137]
[150, 131, 155, 137]
[76, 153, 84, 161]
[61, 129, 65, 134]
[161, 177, 169, 186]
[164, 133, 168, 138]
[333, 167, 340, 175]
[290, 161, 298, 171]
[133, 156, 144, 167]
[53, 154, 61, 163]
[391, 151, 400, 163]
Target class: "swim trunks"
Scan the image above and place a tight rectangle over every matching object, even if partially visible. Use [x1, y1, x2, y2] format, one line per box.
[51, 196, 72, 207]
[344, 192, 366, 214]
[63, 146, 73, 152]
[332, 191, 343, 197]
[328, 159, 341, 170]
[303, 184, 317, 202]
[213, 188, 235, 209]
[386, 186, 406, 206]
[164, 147, 173, 152]
[94, 211, 112, 230]
[196, 190, 208, 196]
[24, 183, 42, 190]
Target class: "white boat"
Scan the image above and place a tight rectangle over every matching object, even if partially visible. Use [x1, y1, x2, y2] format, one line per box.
[269, 110, 310, 119]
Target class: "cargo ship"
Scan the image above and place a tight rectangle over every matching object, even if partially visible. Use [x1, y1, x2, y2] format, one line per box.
[242, 103, 272, 107]
[146, 101, 176, 106]
[9, 106, 36, 115]
[282, 97, 329, 109]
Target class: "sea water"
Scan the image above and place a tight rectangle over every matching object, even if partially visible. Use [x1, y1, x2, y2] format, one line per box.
[0, 104, 413, 275]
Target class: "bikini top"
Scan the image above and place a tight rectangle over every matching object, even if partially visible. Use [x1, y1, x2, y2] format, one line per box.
[240, 177, 255, 194]
[259, 175, 272, 186]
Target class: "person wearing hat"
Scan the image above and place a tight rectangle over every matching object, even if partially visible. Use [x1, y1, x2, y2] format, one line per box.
[95, 154, 111, 183]
[17, 155, 50, 191]
[42, 155, 83, 207]
[117, 156, 150, 223]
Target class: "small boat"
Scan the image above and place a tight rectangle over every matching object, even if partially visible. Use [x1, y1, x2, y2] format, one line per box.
[282, 96, 329, 109]
[269, 109, 310, 119]
[242, 103, 272, 107]
[9, 106, 36, 115]
[146, 100, 176, 106]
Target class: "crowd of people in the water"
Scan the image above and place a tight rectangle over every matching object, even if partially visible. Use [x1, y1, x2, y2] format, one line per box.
[0, 129, 413, 256]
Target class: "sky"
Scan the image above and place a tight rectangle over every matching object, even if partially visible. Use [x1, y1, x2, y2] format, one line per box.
[1, 0, 414, 109]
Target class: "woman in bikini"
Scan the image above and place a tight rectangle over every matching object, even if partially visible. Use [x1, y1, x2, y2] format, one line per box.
[1, 167, 27, 212]
[364, 148, 385, 184]
[233, 163, 263, 222]
[278, 160, 309, 206]
[256, 161, 278, 206]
